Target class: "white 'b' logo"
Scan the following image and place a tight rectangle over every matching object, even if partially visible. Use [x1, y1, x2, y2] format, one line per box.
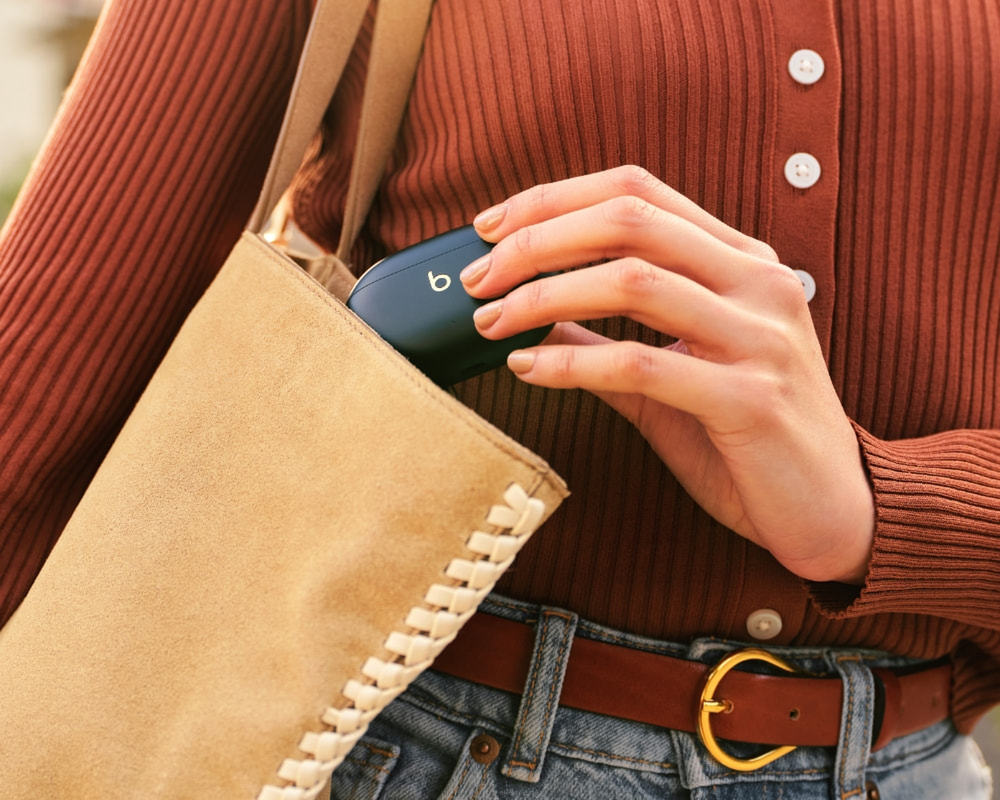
[428, 271, 452, 292]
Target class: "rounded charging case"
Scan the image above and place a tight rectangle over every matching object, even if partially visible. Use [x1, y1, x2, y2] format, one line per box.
[347, 225, 552, 386]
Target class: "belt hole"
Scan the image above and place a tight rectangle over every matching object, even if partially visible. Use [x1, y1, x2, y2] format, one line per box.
[788, 708, 800, 721]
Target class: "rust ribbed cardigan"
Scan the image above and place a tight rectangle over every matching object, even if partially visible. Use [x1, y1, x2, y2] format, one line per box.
[1, 0, 998, 733]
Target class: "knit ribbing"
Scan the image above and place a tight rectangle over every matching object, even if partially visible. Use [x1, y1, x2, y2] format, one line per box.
[1, 0, 998, 735]
[810, 425, 1000, 629]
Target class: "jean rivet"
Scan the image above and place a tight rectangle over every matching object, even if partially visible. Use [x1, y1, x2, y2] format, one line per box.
[865, 780, 881, 800]
[470, 733, 501, 765]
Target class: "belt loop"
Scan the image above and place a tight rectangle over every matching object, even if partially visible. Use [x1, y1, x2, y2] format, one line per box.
[500, 606, 578, 783]
[828, 652, 875, 799]
[870, 668, 899, 752]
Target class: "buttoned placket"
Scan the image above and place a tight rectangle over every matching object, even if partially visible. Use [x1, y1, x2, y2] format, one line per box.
[767, 1, 842, 355]
[732, 2, 844, 646]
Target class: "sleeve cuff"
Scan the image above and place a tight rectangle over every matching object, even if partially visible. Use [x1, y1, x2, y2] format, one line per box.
[807, 421, 1000, 627]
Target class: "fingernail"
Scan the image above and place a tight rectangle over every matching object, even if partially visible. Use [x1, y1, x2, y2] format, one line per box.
[473, 203, 507, 232]
[507, 350, 536, 374]
[460, 254, 491, 286]
[473, 300, 503, 329]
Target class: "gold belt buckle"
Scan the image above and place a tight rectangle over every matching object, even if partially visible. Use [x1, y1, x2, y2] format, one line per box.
[696, 647, 800, 772]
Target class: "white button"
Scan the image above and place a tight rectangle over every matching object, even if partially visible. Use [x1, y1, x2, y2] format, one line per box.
[784, 153, 821, 189]
[794, 269, 816, 302]
[788, 49, 825, 85]
[746, 609, 783, 640]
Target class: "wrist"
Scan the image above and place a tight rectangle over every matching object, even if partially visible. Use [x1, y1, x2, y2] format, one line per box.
[824, 489, 875, 585]
[824, 421, 877, 584]
[781, 476, 875, 584]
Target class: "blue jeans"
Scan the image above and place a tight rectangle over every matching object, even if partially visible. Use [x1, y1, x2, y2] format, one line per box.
[329, 595, 994, 799]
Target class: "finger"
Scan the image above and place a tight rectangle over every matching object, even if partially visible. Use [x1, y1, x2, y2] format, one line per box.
[543, 322, 646, 424]
[547, 321, 692, 362]
[541, 326, 709, 464]
[473, 258, 749, 353]
[473, 165, 778, 263]
[505, 340, 730, 419]
[464, 195, 763, 298]
[543, 321, 610, 347]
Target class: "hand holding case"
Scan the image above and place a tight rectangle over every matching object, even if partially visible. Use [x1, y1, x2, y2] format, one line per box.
[0, 1, 568, 797]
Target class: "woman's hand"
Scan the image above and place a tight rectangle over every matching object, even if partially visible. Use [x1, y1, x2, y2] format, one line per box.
[462, 166, 874, 584]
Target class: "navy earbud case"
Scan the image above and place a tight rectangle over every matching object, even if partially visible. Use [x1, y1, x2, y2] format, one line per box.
[347, 225, 552, 386]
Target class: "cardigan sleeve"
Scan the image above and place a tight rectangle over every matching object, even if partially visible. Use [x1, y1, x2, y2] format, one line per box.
[808, 421, 1000, 630]
[0, 0, 313, 627]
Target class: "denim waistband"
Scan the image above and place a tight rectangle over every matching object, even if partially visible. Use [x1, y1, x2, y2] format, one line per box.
[402, 593, 957, 795]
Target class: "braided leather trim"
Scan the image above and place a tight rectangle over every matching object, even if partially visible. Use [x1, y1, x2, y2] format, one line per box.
[257, 483, 547, 800]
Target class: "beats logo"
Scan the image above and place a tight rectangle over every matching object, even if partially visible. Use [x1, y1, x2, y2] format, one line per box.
[428, 270, 452, 292]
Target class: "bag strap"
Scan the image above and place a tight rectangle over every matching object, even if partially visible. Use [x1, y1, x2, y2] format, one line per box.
[334, 0, 434, 263]
[249, 0, 369, 233]
[249, 0, 433, 266]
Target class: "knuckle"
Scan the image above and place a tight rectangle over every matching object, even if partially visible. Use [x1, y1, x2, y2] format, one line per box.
[520, 181, 552, 217]
[606, 194, 659, 228]
[550, 347, 577, 382]
[756, 317, 797, 355]
[613, 258, 659, 298]
[731, 369, 786, 423]
[616, 342, 656, 382]
[611, 164, 659, 197]
[758, 373, 794, 418]
[512, 224, 535, 256]
[517, 277, 547, 310]
[771, 264, 809, 306]
[745, 239, 780, 263]
[751, 260, 805, 308]
[759, 366, 795, 404]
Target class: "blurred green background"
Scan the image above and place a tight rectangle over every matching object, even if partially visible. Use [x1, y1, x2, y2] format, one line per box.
[0, 2, 996, 793]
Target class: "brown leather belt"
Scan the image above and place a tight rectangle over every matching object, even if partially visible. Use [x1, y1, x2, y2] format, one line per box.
[432, 613, 951, 762]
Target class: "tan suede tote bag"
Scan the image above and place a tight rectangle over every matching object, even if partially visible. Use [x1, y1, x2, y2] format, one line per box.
[0, 2, 567, 798]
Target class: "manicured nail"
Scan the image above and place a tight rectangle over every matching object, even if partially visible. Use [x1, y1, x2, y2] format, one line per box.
[507, 350, 536, 374]
[473, 203, 507, 232]
[473, 300, 503, 329]
[460, 254, 491, 286]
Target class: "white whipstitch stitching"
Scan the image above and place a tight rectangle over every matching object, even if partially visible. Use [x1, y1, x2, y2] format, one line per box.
[256, 483, 547, 800]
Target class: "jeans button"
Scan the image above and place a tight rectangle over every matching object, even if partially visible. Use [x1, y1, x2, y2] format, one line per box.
[470, 734, 501, 765]
[865, 780, 881, 800]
